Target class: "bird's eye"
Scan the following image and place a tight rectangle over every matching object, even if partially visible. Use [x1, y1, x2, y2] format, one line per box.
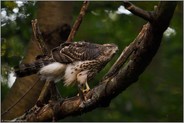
[103, 49, 111, 55]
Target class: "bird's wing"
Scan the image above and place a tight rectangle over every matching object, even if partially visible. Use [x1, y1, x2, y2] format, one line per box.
[51, 41, 102, 63]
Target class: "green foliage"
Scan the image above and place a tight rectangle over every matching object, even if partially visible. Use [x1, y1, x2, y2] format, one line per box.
[1, 83, 10, 101]
[1, 1, 36, 101]
[1, 1, 182, 121]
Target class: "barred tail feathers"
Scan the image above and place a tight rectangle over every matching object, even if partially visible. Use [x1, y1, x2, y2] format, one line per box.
[14, 59, 53, 77]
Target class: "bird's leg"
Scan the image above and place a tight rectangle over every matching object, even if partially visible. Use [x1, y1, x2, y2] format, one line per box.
[78, 82, 92, 108]
[83, 82, 90, 93]
[77, 82, 90, 94]
[77, 71, 93, 108]
[77, 71, 90, 101]
[77, 70, 91, 93]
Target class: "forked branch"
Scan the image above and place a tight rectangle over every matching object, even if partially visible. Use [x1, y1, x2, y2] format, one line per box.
[123, 1, 155, 22]
[14, 1, 177, 121]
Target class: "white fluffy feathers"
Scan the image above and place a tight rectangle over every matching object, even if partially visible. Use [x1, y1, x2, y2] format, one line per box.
[64, 61, 88, 86]
[39, 62, 66, 82]
[39, 61, 89, 86]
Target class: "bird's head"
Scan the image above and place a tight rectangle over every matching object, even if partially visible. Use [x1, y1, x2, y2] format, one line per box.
[102, 43, 118, 59]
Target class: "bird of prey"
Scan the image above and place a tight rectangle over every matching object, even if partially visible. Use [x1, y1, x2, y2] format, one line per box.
[15, 41, 118, 101]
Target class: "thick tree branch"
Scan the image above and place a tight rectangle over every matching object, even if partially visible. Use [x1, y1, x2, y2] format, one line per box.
[15, 1, 177, 121]
[32, 19, 49, 55]
[102, 39, 136, 83]
[123, 1, 154, 22]
[153, 2, 178, 33]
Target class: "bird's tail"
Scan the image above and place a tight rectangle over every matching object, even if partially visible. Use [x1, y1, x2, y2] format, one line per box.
[14, 58, 54, 77]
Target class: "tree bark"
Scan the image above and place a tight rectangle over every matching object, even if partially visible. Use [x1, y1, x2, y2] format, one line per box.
[16, 1, 177, 121]
[2, 2, 73, 120]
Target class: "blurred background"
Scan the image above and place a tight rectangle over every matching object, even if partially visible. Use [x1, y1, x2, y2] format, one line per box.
[1, 1, 183, 121]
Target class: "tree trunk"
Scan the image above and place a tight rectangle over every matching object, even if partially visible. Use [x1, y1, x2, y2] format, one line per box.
[2, 2, 73, 120]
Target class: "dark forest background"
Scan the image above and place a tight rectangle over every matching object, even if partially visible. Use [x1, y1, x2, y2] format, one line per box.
[1, 1, 183, 121]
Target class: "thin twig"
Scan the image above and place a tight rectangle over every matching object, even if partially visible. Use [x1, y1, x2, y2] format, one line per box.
[123, 1, 154, 22]
[36, 80, 51, 107]
[32, 19, 49, 55]
[66, 1, 90, 42]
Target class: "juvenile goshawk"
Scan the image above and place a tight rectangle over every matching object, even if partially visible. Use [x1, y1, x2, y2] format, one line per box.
[15, 41, 118, 99]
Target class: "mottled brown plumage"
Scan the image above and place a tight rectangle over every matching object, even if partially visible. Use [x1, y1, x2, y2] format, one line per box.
[15, 41, 118, 92]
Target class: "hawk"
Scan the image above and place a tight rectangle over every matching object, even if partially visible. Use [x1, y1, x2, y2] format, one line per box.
[15, 41, 118, 100]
